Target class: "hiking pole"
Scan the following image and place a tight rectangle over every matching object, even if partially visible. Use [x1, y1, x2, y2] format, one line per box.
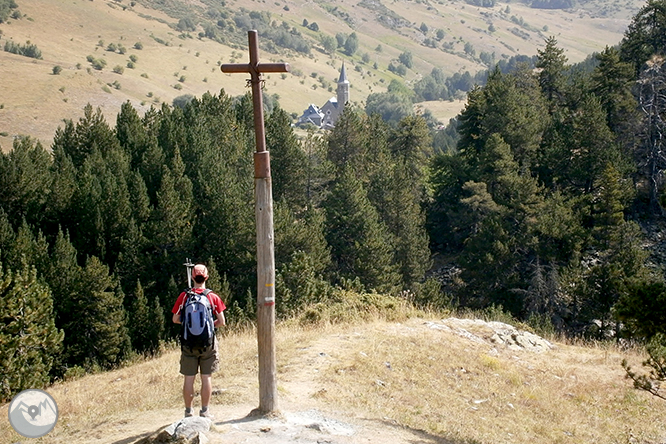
[184, 258, 194, 288]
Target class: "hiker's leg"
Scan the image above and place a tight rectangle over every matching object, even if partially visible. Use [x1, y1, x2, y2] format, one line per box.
[199, 343, 218, 410]
[183, 375, 196, 408]
[200, 374, 212, 408]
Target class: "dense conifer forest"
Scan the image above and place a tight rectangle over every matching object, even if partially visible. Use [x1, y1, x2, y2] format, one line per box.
[2, 0, 666, 403]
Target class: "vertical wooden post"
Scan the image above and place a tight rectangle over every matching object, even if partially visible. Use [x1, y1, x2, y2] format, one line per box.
[221, 30, 289, 415]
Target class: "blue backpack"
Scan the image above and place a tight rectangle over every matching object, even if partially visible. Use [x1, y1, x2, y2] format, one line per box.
[180, 289, 215, 350]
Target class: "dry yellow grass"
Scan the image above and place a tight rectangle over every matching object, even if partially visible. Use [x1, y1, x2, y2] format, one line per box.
[0, 0, 644, 151]
[2, 311, 665, 444]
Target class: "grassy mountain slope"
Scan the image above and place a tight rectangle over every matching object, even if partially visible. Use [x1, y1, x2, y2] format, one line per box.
[0, 0, 643, 150]
[1, 315, 665, 443]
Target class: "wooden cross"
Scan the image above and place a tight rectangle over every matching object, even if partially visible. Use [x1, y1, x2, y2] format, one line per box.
[220, 30, 289, 415]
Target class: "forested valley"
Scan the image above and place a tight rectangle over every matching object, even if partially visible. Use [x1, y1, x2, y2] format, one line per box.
[2, 0, 666, 403]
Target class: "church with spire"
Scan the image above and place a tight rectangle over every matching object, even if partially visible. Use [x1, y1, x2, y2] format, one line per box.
[296, 62, 349, 129]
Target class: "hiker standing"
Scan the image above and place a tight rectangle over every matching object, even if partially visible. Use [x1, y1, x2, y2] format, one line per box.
[172, 264, 226, 418]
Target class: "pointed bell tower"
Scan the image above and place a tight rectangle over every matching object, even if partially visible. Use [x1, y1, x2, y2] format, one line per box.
[337, 62, 350, 107]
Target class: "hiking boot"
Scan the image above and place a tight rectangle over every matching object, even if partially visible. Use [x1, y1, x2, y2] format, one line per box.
[184, 408, 193, 418]
[199, 409, 214, 419]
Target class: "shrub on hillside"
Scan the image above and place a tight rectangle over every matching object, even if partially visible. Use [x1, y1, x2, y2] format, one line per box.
[0, 0, 19, 24]
[91, 58, 107, 70]
[4, 40, 42, 59]
[52, 65, 62, 75]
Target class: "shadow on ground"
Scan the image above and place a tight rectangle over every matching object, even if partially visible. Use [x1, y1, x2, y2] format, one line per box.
[371, 418, 482, 444]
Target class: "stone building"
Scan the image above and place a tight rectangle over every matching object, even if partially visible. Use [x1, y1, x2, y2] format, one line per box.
[296, 63, 349, 129]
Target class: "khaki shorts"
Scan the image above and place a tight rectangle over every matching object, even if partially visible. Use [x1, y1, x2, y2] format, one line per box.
[180, 340, 219, 376]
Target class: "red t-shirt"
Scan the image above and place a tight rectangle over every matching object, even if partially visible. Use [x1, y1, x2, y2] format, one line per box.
[172, 288, 226, 316]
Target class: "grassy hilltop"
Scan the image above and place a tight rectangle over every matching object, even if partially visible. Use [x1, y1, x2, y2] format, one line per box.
[2, 308, 666, 444]
[0, 0, 644, 150]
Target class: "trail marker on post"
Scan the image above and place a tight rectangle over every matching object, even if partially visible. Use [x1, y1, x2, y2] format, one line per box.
[221, 30, 289, 415]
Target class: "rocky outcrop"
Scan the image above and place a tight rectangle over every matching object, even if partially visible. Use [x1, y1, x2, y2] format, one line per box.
[426, 318, 555, 353]
[133, 417, 211, 444]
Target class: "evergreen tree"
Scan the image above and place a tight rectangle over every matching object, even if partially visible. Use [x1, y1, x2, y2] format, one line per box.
[616, 280, 666, 339]
[49, 235, 130, 370]
[591, 46, 639, 135]
[388, 115, 433, 182]
[0, 136, 52, 228]
[0, 209, 15, 262]
[274, 202, 331, 278]
[0, 262, 63, 402]
[128, 170, 152, 225]
[457, 181, 514, 308]
[302, 130, 333, 207]
[620, 0, 666, 75]
[47, 229, 80, 336]
[64, 256, 130, 369]
[70, 149, 107, 261]
[456, 134, 545, 311]
[149, 162, 193, 256]
[580, 164, 648, 335]
[128, 280, 162, 354]
[276, 250, 332, 318]
[536, 36, 568, 109]
[327, 106, 366, 176]
[383, 166, 432, 288]
[116, 101, 154, 172]
[115, 218, 148, 297]
[8, 220, 49, 278]
[53, 104, 120, 169]
[47, 145, 78, 234]
[458, 67, 548, 170]
[266, 106, 308, 208]
[324, 168, 400, 293]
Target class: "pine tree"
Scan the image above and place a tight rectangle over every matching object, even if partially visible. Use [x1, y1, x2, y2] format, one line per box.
[591, 46, 639, 134]
[150, 162, 193, 256]
[0, 136, 52, 228]
[383, 166, 432, 288]
[47, 145, 78, 234]
[581, 164, 648, 335]
[456, 134, 547, 312]
[266, 106, 308, 208]
[0, 262, 63, 402]
[54, 104, 120, 169]
[47, 229, 80, 332]
[457, 67, 548, 171]
[324, 168, 400, 293]
[536, 37, 568, 109]
[302, 130, 333, 207]
[0, 209, 15, 263]
[58, 255, 130, 370]
[275, 202, 331, 278]
[128, 280, 162, 354]
[8, 220, 49, 278]
[116, 100, 154, 172]
[388, 115, 433, 181]
[276, 250, 331, 318]
[620, 0, 666, 76]
[327, 106, 366, 176]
